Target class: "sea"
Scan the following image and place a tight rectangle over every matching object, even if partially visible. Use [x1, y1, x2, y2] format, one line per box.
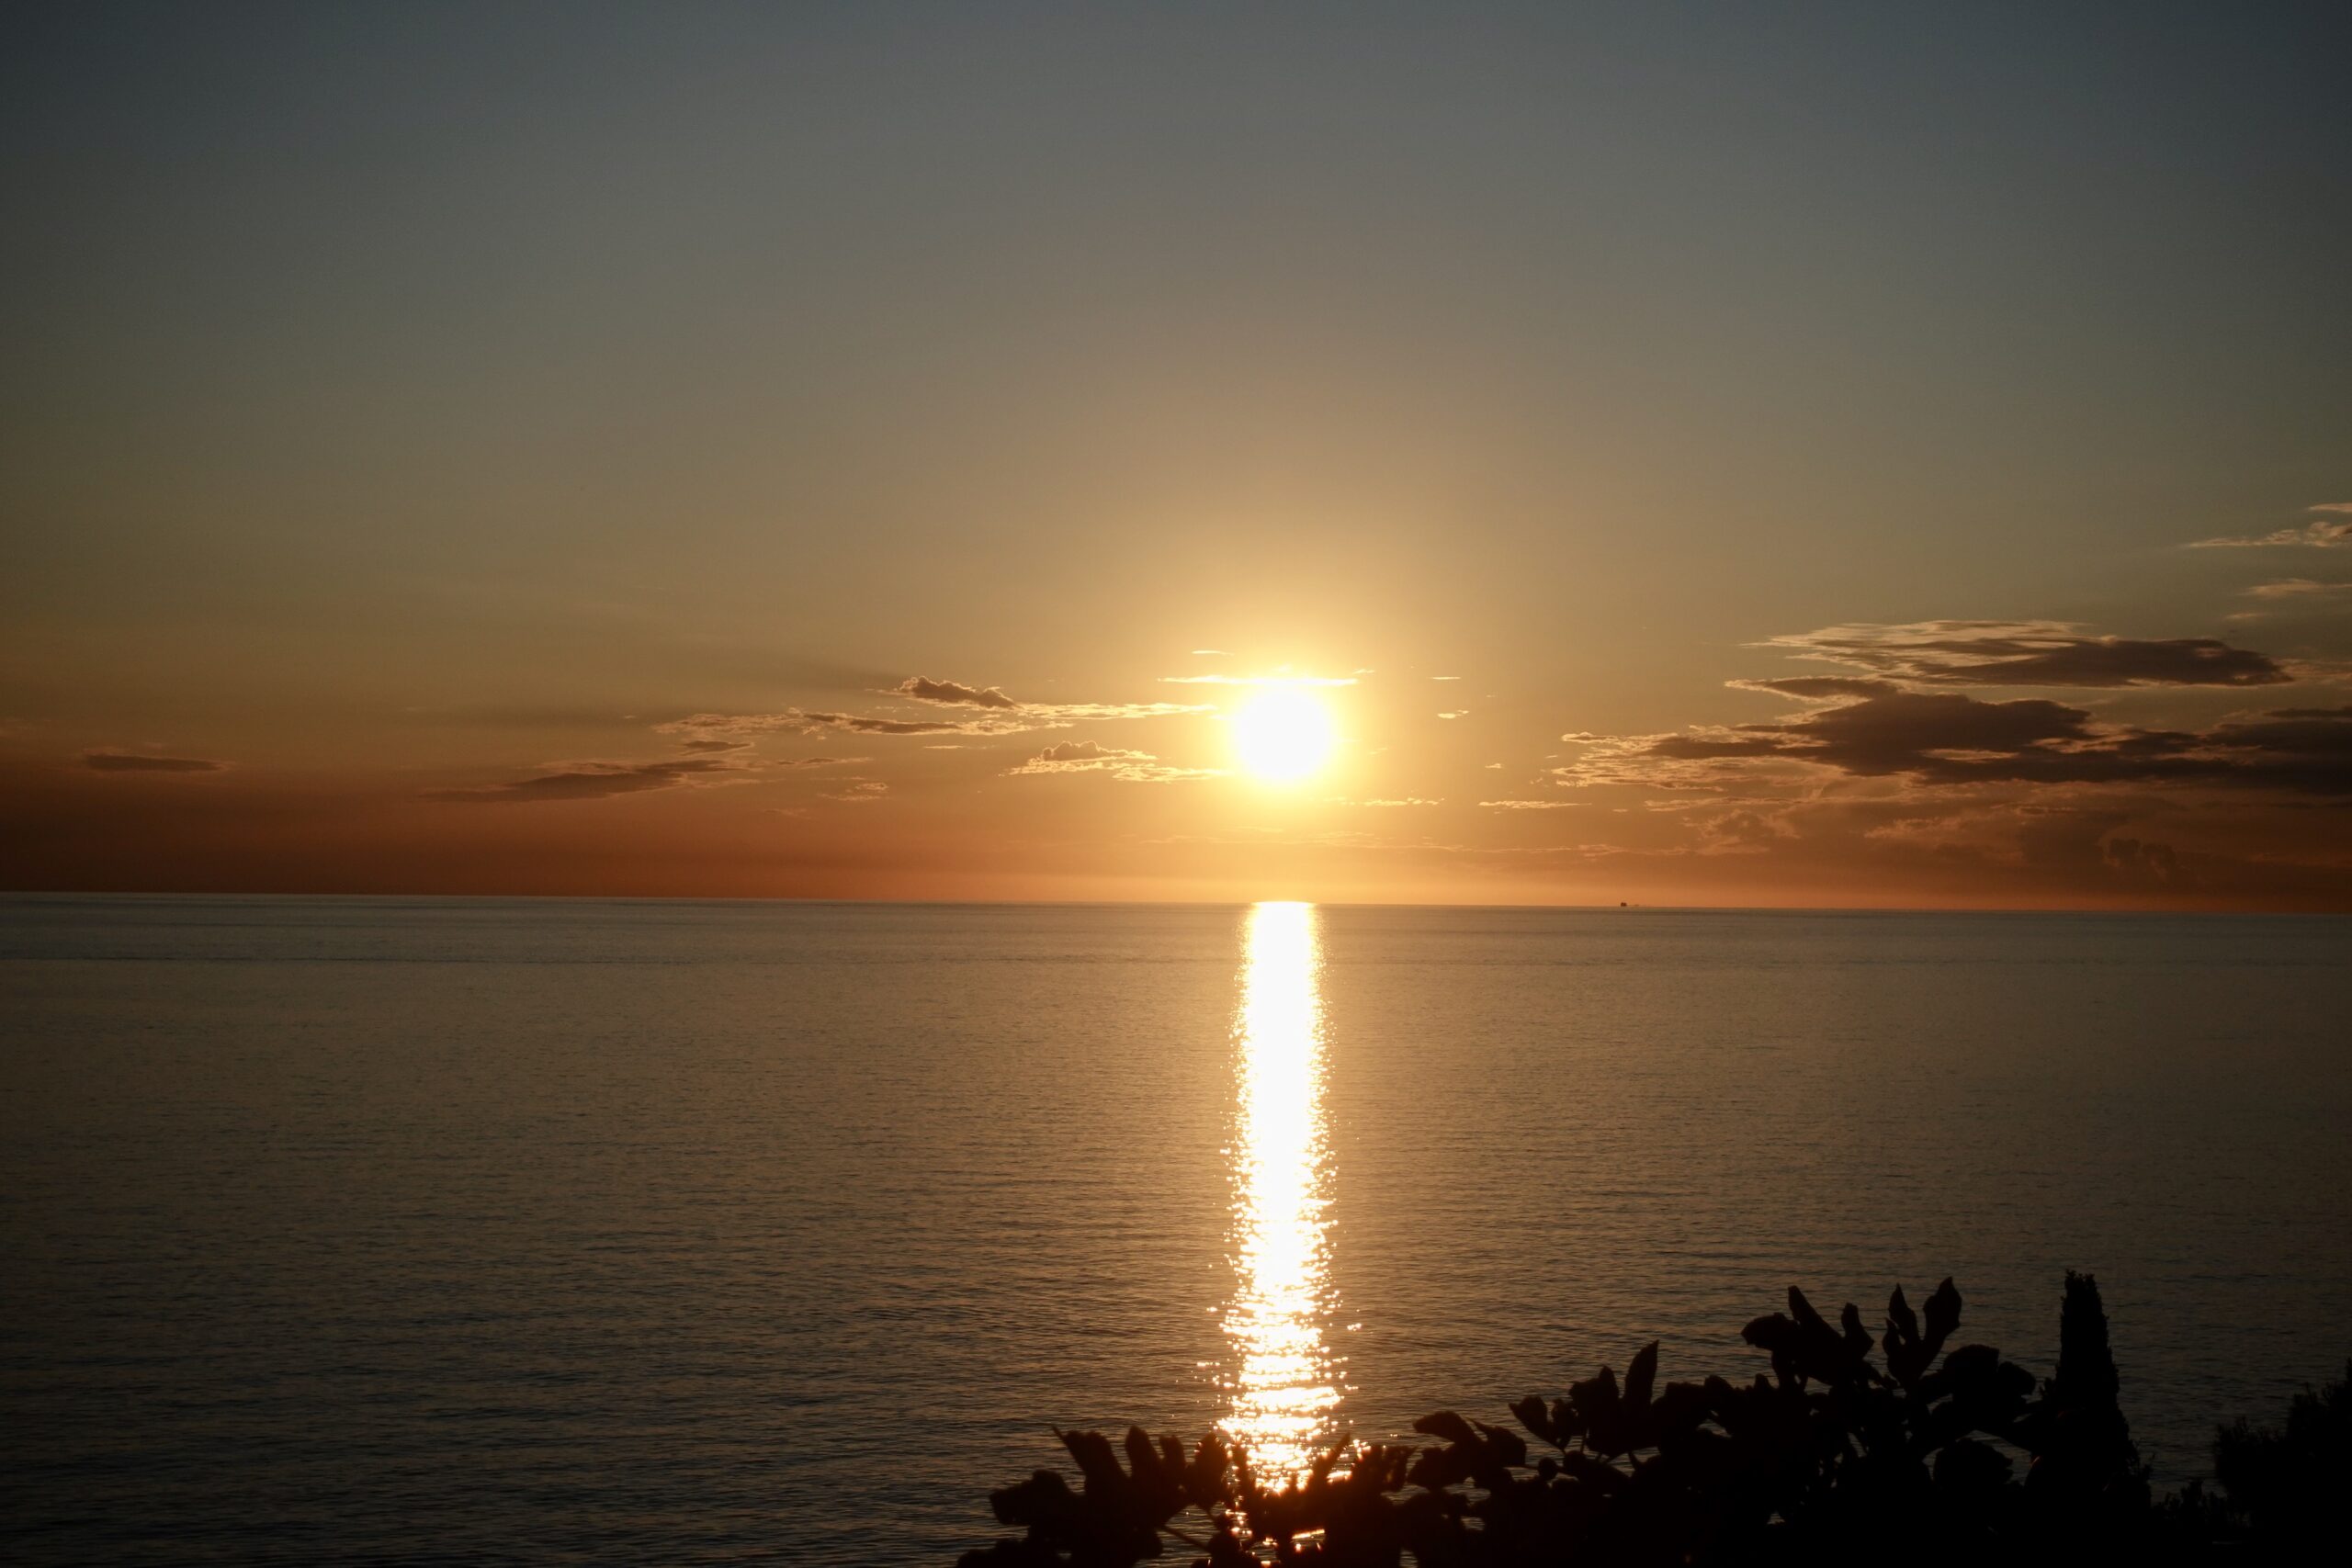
[3, 896, 2347, 1563]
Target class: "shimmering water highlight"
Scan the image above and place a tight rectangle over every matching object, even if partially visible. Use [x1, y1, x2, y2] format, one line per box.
[1221, 902, 1340, 1479]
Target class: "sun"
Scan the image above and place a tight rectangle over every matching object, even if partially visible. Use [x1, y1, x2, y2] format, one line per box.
[1231, 686, 1337, 783]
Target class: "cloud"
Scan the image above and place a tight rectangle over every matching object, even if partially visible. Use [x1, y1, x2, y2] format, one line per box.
[1159, 673, 1359, 686]
[82, 750, 228, 773]
[1334, 796, 1444, 807]
[822, 781, 889, 803]
[1007, 739, 1218, 783]
[2244, 579, 2352, 602]
[661, 680, 1207, 739]
[1758, 621, 2289, 687]
[1555, 687, 2352, 796]
[1510, 615, 2352, 903]
[1438, 710, 1468, 719]
[1041, 702, 1216, 720]
[676, 738, 753, 753]
[661, 708, 1042, 738]
[1728, 675, 1904, 701]
[892, 675, 1020, 709]
[428, 755, 752, 803]
[1026, 740, 1135, 763]
[1482, 799, 1583, 809]
[889, 673, 1213, 721]
[2188, 505, 2352, 548]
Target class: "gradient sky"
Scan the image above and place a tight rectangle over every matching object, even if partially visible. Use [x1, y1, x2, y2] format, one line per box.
[5, 2, 2349, 908]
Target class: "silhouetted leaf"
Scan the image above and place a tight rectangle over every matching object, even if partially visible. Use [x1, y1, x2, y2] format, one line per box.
[1473, 1419, 1528, 1469]
[1840, 1300, 1873, 1359]
[1624, 1340, 1659, 1414]
[1413, 1411, 1477, 1446]
[1925, 1277, 1962, 1347]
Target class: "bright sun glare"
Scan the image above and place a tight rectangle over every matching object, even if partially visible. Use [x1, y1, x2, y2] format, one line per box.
[1232, 687, 1337, 783]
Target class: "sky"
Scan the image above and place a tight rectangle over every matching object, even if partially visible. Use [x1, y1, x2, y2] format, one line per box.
[3, 1, 2349, 908]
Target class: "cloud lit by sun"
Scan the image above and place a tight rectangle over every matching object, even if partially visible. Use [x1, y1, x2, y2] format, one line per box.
[1231, 686, 1338, 783]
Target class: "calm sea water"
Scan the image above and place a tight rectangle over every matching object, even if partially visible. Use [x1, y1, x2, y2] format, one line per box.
[3, 896, 2347, 1563]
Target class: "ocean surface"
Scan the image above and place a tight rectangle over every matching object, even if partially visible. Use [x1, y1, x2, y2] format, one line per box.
[3, 896, 2348, 1563]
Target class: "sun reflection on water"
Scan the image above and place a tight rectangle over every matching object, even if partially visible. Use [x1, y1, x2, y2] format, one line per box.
[1220, 900, 1341, 1481]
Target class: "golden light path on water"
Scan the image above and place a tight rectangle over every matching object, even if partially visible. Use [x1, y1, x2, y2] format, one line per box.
[1220, 901, 1341, 1482]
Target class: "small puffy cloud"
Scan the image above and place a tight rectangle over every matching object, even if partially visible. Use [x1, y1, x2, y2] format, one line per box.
[822, 780, 889, 802]
[1438, 710, 1468, 719]
[893, 675, 1020, 709]
[1759, 621, 2289, 687]
[1008, 739, 1217, 783]
[83, 750, 228, 773]
[1028, 740, 1134, 763]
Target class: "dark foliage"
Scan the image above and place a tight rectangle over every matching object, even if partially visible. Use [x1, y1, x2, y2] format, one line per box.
[2161, 1358, 2352, 1554]
[958, 1273, 2344, 1566]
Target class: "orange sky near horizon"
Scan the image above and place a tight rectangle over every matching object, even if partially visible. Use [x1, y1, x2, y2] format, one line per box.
[4, 5, 2349, 910]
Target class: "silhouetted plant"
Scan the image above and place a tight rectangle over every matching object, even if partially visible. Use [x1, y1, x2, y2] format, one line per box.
[957, 1273, 2340, 1565]
[2160, 1357, 2350, 1557]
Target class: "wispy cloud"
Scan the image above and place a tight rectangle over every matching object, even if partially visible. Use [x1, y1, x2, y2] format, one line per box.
[82, 750, 228, 773]
[821, 780, 890, 803]
[660, 709, 1043, 738]
[663, 671, 1209, 739]
[2243, 579, 2352, 602]
[2188, 504, 2352, 549]
[1159, 672, 1359, 687]
[892, 673, 1209, 720]
[428, 755, 752, 803]
[890, 675, 1021, 709]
